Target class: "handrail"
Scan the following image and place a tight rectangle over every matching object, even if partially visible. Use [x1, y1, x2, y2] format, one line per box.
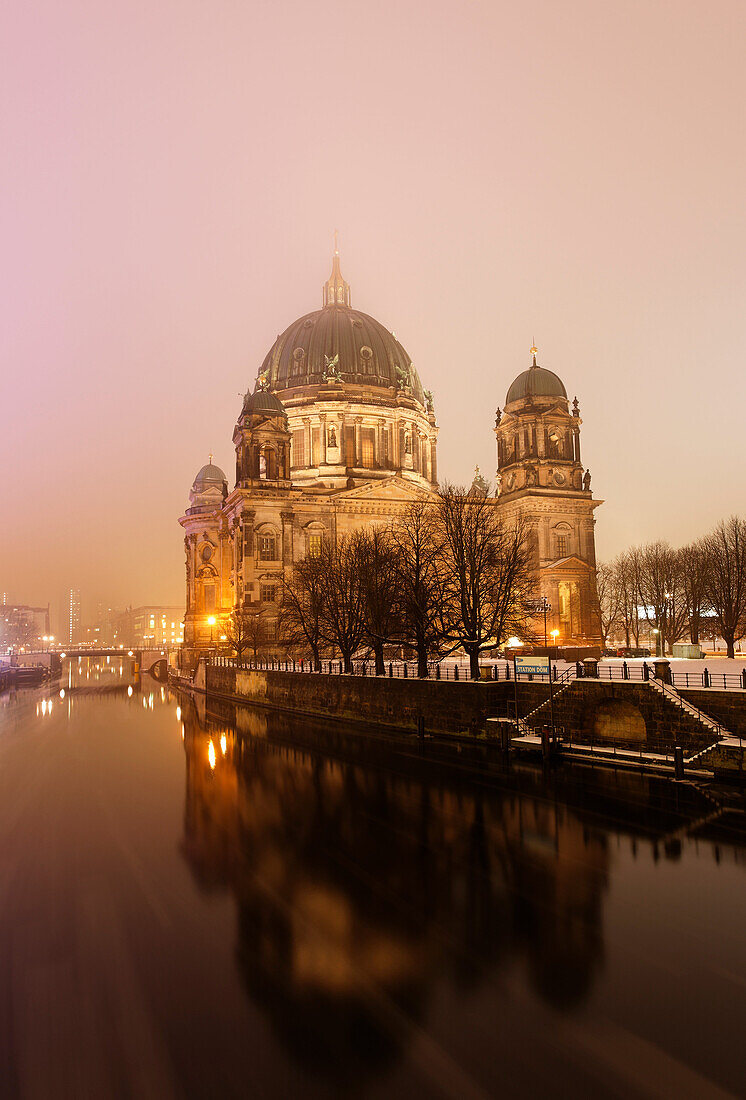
[647, 675, 727, 739]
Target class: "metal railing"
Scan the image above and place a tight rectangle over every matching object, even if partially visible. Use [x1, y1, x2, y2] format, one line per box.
[207, 655, 746, 691]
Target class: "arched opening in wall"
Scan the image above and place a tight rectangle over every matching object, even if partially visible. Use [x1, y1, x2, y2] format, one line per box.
[593, 701, 646, 745]
[256, 525, 280, 563]
[260, 445, 277, 480]
[558, 579, 582, 638]
[553, 522, 573, 560]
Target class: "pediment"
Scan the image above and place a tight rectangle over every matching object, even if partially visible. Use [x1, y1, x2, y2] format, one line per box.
[542, 554, 593, 574]
[332, 476, 433, 503]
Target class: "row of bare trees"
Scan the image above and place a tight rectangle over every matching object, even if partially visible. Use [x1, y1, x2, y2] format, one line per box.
[597, 516, 746, 658]
[228, 484, 536, 679]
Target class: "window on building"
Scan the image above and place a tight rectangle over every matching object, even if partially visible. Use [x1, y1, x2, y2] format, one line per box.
[556, 535, 567, 558]
[361, 428, 375, 469]
[260, 584, 276, 604]
[312, 428, 320, 466]
[308, 532, 323, 557]
[259, 535, 276, 561]
[292, 430, 305, 468]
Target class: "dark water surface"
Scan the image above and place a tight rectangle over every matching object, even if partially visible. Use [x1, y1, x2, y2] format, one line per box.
[0, 658, 745, 1099]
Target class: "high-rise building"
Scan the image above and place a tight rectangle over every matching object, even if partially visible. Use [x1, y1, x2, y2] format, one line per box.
[68, 588, 81, 644]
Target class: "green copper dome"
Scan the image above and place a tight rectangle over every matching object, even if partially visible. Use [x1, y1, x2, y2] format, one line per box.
[241, 389, 287, 418]
[506, 353, 567, 405]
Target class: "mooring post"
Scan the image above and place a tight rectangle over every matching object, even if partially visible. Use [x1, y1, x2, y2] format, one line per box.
[674, 745, 684, 780]
[417, 715, 425, 740]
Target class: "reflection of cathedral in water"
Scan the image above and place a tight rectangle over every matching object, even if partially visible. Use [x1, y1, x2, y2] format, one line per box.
[180, 696, 614, 1077]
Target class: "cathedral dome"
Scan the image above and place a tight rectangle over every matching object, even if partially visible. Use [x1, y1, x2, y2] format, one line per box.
[257, 253, 426, 406]
[506, 349, 567, 405]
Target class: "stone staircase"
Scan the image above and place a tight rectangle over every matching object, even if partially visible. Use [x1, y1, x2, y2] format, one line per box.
[646, 675, 731, 760]
[520, 675, 577, 729]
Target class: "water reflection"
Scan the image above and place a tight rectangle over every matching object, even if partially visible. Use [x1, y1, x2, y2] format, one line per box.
[179, 695, 744, 1083]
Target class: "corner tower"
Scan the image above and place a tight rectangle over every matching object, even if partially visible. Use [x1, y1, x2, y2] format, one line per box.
[495, 348, 602, 645]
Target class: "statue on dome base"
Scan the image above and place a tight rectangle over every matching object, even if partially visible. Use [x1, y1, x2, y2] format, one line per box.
[323, 353, 342, 383]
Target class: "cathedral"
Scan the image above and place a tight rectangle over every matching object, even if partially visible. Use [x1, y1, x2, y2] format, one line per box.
[180, 249, 602, 659]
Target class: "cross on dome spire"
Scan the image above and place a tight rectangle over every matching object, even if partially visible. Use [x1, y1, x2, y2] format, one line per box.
[530, 344, 538, 367]
[323, 231, 351, 308]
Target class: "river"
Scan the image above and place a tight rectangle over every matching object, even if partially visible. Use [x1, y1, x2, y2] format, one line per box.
[0, 656, 744, 1099]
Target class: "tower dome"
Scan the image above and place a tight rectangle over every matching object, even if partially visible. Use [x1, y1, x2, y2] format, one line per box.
[506, 348, 567, 405]
[192, 461, 227, 490]
[241, 388, 287, 419]
[187, 458, 227, 514]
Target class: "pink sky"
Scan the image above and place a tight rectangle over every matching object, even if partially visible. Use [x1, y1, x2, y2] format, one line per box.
[1, 0, 744, 632]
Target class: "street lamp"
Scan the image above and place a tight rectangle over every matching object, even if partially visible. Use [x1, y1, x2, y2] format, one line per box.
[208, 616, 216, 647]
[653, 628, 660, 658]
[551, 629, 559, 646]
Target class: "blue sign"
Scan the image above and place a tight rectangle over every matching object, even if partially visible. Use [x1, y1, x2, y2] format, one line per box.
[515, 656, 551, 676]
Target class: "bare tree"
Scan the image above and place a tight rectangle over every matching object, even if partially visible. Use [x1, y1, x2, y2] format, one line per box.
[318, 534, 366, 673]
[436, 483, 535, 679]
[236, 607, 271, 659]
[389, 500, 445, 677]
[222, 610, 255, 661]
[356, 526, 402, 675]
[679, 539, 711, 646]
[596, 561, 622, 646]
[704, 516, 746, 658]
[615, 551, 641, 649]
[280, 552, 327, 669]
[632, 540, 689, 655]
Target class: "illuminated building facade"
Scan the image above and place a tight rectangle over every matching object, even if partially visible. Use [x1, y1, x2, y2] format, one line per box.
[112, 606, 184, 649]
[180, 252, 602, 657]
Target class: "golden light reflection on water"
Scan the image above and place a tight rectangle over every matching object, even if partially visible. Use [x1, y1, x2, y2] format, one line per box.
[208, 740, 216, 770]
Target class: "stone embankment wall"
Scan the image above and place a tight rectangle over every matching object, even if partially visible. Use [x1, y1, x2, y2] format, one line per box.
[201, 663, 745, 752]
[205, 663, 549, 736]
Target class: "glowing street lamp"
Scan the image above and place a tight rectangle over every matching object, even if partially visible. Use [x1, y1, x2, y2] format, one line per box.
[208, 616, 216, 646]
[551, 629, 559, 644]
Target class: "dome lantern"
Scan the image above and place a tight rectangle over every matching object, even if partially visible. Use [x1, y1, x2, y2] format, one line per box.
[322, 233, 350, 308]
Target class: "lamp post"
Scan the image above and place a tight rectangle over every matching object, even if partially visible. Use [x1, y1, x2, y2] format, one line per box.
[662, 592, 671, 657]
[208, 616, 216, 650]
[551, 629, 559, 649]
[653, 628, 660, 658]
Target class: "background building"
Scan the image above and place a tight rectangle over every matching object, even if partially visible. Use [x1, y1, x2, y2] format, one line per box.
[112, 606, 185, 649]
[68, 588, 81, 645]
[0, 604, 51, 651]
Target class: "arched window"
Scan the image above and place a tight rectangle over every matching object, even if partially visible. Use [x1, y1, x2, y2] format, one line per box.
[258, 533, 277, 561]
